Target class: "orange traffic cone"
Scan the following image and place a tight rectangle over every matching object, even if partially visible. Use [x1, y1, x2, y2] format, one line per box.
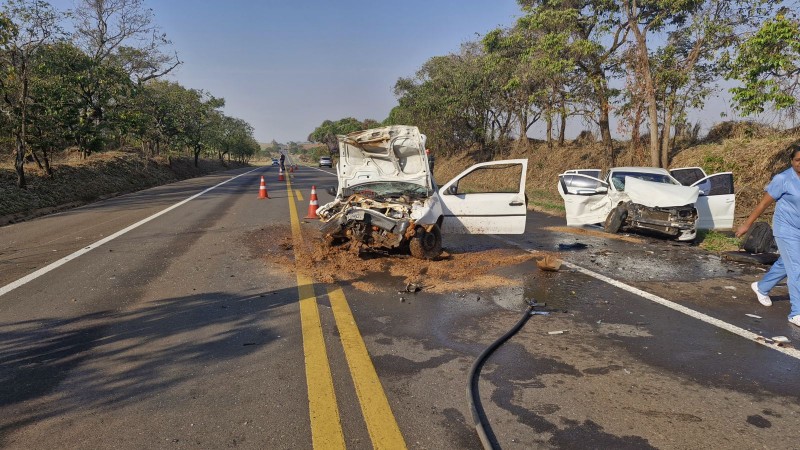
[278, 166, 284, 181]
[305, 185, 319, 219]
[258, 176, 269, 199]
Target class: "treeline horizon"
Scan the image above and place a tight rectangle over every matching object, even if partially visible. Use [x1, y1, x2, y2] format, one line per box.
[308, 1, 799, 167]
[1, 0, 260, 189]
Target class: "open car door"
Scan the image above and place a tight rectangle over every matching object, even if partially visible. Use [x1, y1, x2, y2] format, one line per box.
[557, 173, 612, 226]
[670, 167, 707, 186]
[438, 159, 528, 234]
[691, 172, 735, 229]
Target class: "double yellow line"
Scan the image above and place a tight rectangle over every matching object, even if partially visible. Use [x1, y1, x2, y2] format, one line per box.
[285, 175, 406, 450]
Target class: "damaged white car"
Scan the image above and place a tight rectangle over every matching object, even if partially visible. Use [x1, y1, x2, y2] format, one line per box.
[557, 166, 735, 241]
[317, 125, 528, 259]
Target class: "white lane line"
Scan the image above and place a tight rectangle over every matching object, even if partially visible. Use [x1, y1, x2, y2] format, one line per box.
[0, 168, 260, 298]
[492, 235, 800, 361]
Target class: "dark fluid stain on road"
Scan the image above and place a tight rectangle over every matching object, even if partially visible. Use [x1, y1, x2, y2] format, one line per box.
[439, 407, 481, 449]
[548, 419, 656, 449]
[371, 353, 458, 376]
[746, 414, 772, 428]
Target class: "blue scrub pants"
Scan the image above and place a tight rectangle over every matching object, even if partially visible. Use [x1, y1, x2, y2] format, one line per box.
[757, 236, 800, 319]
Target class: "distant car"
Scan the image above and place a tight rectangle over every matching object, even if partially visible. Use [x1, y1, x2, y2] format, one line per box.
[557, 166, 735, 241]
[319, 156, 333, 168]
[271, 158, 279, 166]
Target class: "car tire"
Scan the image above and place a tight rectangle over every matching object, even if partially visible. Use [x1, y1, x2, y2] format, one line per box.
[604, 206, 627, 234]
[409, 225, 442, 260]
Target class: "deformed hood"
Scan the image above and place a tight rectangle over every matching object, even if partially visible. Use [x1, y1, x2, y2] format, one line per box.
[337, 125, 429, 189]
[625, 176, 699, 208]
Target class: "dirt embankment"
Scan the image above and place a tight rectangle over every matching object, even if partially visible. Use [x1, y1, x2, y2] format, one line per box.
[433, 128, 800, 224]
[0, 151, 248, 225]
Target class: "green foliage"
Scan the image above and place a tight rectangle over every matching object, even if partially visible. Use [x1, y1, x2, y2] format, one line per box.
[307, 118, 376, 154]
[727, 13, 800, 115]
[696, 230, 740, 252]
[700, 153, 739, 174]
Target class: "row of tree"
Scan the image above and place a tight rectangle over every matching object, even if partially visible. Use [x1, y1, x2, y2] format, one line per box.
[368, 0, 799, 167]
[1, 0, 260, 189]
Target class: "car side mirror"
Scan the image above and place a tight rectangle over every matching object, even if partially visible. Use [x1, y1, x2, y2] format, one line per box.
[698, 189, 706, 196]
[326, 186, 336, 196]
[446, 185, 458, 195]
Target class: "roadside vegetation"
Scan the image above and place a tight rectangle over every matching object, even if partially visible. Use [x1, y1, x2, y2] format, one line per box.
[0, 0, 261, 192]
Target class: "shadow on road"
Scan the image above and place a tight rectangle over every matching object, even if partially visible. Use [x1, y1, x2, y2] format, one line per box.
[0, 285, 303, 443]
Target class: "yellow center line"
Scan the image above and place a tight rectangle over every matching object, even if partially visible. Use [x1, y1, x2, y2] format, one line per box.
[296, 190, 304, 201]
[287, 176, 346, 450]
[328, 286, 408, 450]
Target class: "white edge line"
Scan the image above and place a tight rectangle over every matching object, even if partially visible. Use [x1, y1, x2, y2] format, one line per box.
[492, 235, 800, 361]
[0, 168, 260, 298]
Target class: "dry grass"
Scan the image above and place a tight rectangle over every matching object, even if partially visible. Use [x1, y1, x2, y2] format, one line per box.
[0, 151, 247, 225]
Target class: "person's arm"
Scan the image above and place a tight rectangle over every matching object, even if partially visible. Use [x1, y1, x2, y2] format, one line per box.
[734, 192, 776, 237]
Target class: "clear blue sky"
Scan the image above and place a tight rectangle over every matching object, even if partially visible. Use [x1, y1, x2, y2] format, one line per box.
[137, 0, 523, 143]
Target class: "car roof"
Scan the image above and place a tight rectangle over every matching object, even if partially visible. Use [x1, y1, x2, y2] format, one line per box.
[609, 166, 671, 175]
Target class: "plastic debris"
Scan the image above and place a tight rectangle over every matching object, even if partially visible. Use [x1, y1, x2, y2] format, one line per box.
[547, 330, 567, 335]
[723, 286, 737, 290]
[745, 314, 763, 319]
[772, 336, 790, 344]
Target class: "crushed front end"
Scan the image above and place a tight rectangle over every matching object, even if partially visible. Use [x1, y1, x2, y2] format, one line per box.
[623, 202, 698, 241]
[317, 192, 431, 252]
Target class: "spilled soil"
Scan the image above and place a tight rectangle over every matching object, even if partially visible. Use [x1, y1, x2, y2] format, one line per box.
[254, 222, 544, 294]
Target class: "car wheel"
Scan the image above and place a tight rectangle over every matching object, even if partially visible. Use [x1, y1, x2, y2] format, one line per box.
[409, 225, 442, 260]
[604, 206, 627, 234]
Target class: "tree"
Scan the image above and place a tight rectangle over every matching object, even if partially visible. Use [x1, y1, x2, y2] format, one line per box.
[515, 0, 629, 157]
[727, 12, 800, 118]
[70, 0, 180, 155]
[622, 0, 768, 167]
[307, 117, 368, 155]
[0, 0, 63, 188]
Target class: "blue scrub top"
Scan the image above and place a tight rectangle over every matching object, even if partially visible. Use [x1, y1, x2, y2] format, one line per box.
[766, 167, 800, 238]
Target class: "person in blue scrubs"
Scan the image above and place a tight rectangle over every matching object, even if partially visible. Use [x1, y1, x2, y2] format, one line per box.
[736, 144, 800, 327]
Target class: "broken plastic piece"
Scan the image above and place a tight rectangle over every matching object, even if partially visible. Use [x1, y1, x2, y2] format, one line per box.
[745, 314, 763, 319]
[772, 336, 790, 344]
[547, 330, 567, 335]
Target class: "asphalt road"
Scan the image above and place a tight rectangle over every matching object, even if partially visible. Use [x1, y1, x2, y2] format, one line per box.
[1, 165, 799, 449]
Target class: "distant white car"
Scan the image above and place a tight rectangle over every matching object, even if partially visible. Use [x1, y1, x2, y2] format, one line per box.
[319, 156, 333, 168]
[557, 166, 735, 241]
[317, 125, 528, 259]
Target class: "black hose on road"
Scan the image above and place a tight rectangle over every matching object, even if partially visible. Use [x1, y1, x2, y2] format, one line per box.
[467, 301, 536, 450]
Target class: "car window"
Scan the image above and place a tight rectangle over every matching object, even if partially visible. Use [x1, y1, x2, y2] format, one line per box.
[670, 168, 706, 186]
[454, 164, 521, 194]
[609, 171, 678, 191]
[694, 173, 734, 196]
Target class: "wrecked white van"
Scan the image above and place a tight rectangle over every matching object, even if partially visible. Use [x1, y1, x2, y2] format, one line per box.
[317, 126, 528, 259]
[557, 166, 735, 241]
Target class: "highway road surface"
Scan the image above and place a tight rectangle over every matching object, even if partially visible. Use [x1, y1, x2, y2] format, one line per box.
[1, 165, 799, 449]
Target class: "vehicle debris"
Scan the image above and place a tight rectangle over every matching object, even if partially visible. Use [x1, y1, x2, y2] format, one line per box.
[772, 336, 790, 344]
[745, 314, 763, 319]
[316, 125, 528, 259]
[547, 330, 568, 335]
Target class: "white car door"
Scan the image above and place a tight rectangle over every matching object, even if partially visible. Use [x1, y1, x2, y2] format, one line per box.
[557, 173, 612, 226]
[438, 159, 528, 234]
[691, 172, 735, 230]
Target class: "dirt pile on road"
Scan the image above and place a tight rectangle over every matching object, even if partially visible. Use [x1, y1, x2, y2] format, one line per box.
[257, 223, 539, 294]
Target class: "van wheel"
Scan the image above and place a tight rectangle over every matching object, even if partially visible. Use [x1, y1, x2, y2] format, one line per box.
[409, 225, 442, 259]
[604, 206, 627, 234]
